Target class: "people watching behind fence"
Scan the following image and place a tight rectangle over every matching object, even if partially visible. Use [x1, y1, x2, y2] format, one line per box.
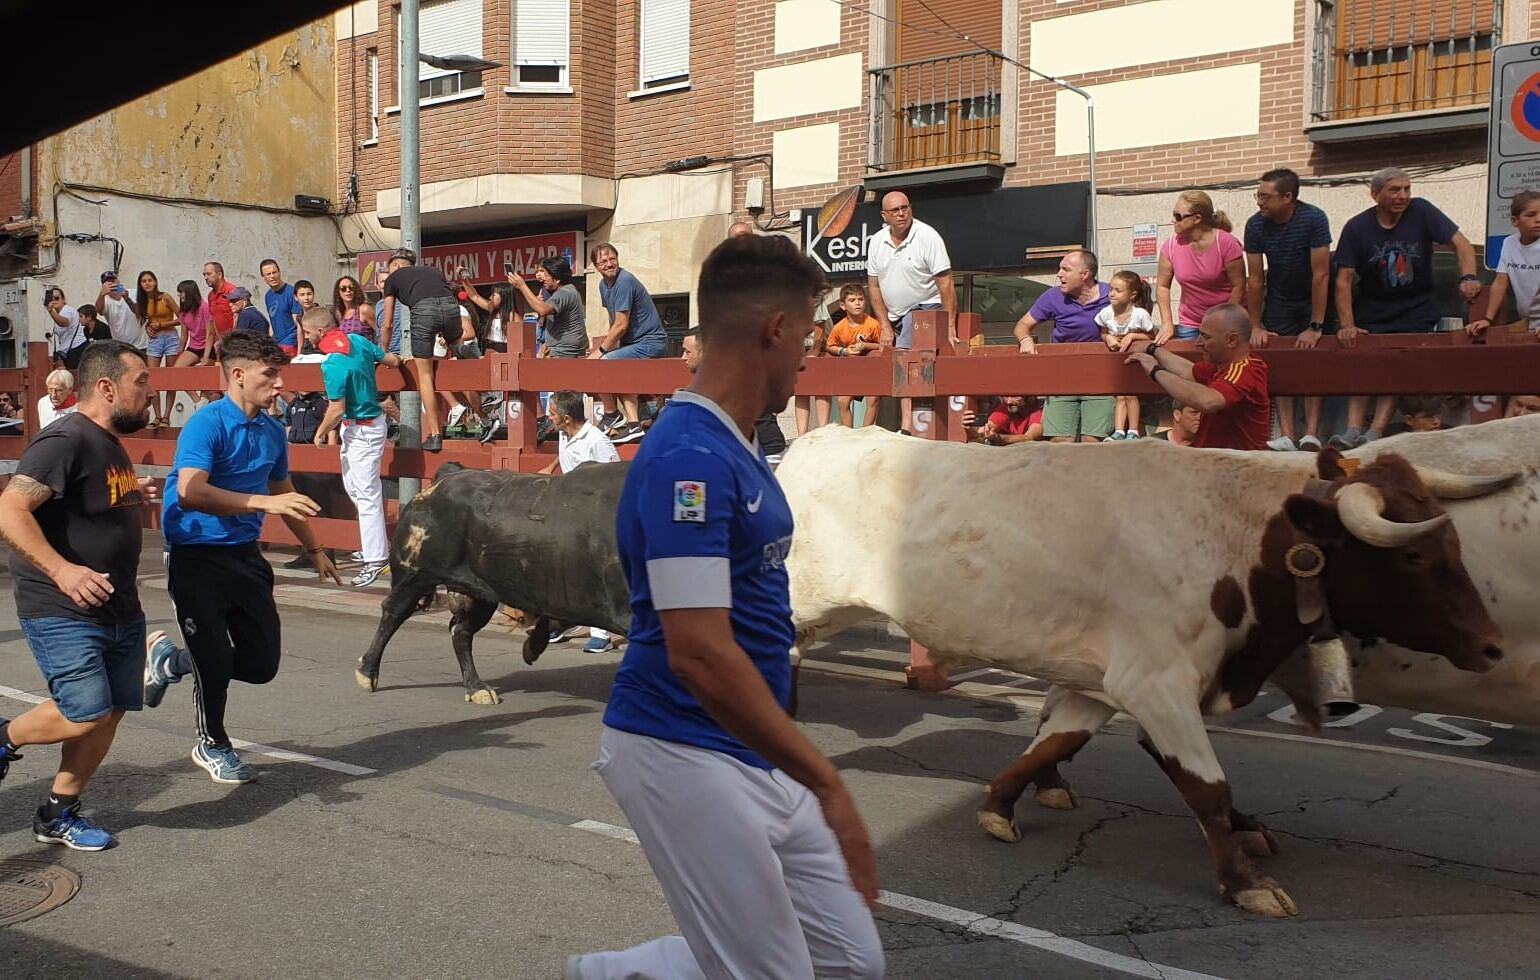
[380, 247, 476, 453]
[1507, 394, 1540, 417]
[37, 370, 78, 429]
[1127, 303, 1271, 451]
[44, 287, 88, 370]
[79, 305, 111, 343]
[825, 284, 882, 427]
[260, 259, 304, 357]
[203, 262, 237, 340]
[1245, 167, 1333, 452]
[295, 279, 318, 314]
[137, 271, 183, 427]
[1095, 270, 1156, 440]
[228, 286, 271, 337]
[334, 275, 377, 344]
[97, 271, 149, 352]
[1157, 190, 1244, 343]
[1015, 249, 1115, 443]
[1472, 190, 1540, 338]
[866, 191, 956, 434]
[1331, 166, 1481, 449]
[173, 280, 213, 369]
[1386, 396, 1445, 435]
[977, 395, 1043, 445]
[590, 243, 668, 445]
[1154, 399, 1203, 446]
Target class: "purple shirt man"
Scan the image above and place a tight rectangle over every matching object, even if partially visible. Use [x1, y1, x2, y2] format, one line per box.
[1013, 250, 1110, 349]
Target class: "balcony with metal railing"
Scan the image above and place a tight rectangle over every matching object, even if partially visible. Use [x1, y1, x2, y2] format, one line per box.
[867, 50, 1007, 186]
[1310, 0, 1502, 140]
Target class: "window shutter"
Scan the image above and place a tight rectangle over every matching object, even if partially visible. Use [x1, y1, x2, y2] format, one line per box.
[640, 0, 690, 85]
[513, 0, 570, 67]
[418, 0, 484, 80]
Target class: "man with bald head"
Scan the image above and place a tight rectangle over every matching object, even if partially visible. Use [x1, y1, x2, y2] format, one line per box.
[727, 221, 755, 239]
[866, 191, 955, 433]
[1125, 303, 1271, 450]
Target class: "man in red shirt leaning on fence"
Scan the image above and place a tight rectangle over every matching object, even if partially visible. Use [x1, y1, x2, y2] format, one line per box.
[1124, 303, 1271, 451]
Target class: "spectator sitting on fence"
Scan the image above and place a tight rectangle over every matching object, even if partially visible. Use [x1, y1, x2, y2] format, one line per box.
[1330, 166, 1481, 448]
[37, 370, 78, 429]
[590, 243, 668, 445]
[379, 247, 476, 453]
[1507, 394, 1540, 417]
[973, 395, 1042, 445]
[1471, 190, 1540, 339]
[1153, 398, 1204, 446]
[1096, 270, 1156, 441]
[1384, 396, 1445, 435]
[824, 284, 882, 427]
[538, 388, 624, 654]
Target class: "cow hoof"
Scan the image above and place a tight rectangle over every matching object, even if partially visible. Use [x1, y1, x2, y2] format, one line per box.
[465, 688, 501, 705]
[1237, 829, 1280, 858]
[1034, 787, 1078, 811]
[977, 809, 1021, 843]
[1230, 880, 1298, 918]
[354, 669, 378, 693]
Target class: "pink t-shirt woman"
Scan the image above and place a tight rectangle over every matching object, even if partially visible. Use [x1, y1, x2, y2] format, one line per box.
[179, 301, 212, 355]
[1156, 191, 1245, 341]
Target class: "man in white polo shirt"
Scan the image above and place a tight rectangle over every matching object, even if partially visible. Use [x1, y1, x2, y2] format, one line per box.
[865, 191, 955, 434]
[540, 388, 622, 654]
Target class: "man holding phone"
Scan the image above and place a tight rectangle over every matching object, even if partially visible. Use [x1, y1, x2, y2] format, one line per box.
[97, 273, 148, 354]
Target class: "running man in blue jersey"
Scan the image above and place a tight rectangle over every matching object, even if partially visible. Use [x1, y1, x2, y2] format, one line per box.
[567, 235, 882, 980]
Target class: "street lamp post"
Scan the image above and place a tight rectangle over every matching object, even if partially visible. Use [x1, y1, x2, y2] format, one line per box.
[397, 0, 499, 504]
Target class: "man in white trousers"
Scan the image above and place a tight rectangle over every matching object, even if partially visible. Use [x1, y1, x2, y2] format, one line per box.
[567, 235, 883, 980]
[538, 388, 623, 654]
[302, 306, 402, 588]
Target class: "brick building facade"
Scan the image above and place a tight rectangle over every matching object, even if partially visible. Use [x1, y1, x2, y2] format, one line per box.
[334, 0, 1534, 336]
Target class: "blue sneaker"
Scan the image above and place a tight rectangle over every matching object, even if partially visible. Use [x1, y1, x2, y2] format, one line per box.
[192, 743, 257, 784]
[33, 803, 116, 851]
[583, 637, 611, 654]
[143, 630, 185, 709]
[548, 624, 583, 645]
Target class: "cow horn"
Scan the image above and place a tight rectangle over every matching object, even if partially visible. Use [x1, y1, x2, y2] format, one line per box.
[1336, 483, 1451, 547]
[1411, 466, 1521, 500]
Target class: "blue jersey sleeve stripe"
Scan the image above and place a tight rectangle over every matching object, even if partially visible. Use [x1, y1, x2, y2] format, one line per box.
[646, 556, 732, 609]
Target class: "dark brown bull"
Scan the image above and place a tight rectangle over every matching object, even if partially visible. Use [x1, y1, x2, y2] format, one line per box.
[355, 462, 632, 703]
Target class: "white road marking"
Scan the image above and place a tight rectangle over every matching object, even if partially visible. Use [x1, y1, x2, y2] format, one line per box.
[563, 816, 1226, 979]
[1206, 725, 1540, 781]
[0, 685, 376, 777]
[947, 667, 994, 682]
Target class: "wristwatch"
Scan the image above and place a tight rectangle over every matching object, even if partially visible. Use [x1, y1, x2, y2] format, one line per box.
[1460, 274, 1478, 283]
[1147, 363, 1165, 381]
[1307, 321, 1323, 332]
[1145, 342, 1162, 358]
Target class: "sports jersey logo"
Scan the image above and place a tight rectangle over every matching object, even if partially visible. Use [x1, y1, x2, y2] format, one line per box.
[761, 535, 793, 572]
[746, 490, 764, 513]
[674, 481, 706, 523]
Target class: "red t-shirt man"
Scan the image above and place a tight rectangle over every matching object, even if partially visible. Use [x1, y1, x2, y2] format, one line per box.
[1191, 356, 1271, 450]
[207, 279, 237, 338]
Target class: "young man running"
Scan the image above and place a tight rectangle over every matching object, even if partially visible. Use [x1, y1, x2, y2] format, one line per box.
[0, 341, 155, 850]
[144, 332, 340, 783]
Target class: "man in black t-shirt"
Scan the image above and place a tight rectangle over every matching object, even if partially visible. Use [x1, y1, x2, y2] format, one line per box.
[378, 248, 479, 453]
[0, 340, 167, 852]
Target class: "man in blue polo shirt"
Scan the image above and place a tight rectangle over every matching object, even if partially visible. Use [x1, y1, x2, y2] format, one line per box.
[305, 306, 403, 588]
[1013, 249, 1115, 442]
[144, 332, 339, 784]
[567, 236, 881, 980]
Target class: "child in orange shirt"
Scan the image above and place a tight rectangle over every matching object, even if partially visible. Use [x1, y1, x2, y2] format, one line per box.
[826, 284, 883, 426]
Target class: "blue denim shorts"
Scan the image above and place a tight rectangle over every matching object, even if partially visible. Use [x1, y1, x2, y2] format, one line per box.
[21, 617, 146, 722]
[147, 331, 182, 359]
[602, 334, 668, 360]
[1175, 325, 1201, 341]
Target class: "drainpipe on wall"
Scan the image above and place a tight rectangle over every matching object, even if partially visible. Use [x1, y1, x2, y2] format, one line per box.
[19, 145, 31, 218]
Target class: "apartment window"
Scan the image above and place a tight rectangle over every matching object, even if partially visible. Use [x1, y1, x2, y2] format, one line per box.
[403, 0, 486, 101]
[639, 0, 690, 90]
[512, 0, 570, 88]
[368, 49, 380, 140]
[1313, 0, 1501, 122]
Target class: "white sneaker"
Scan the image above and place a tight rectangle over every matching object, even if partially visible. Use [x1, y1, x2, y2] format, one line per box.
[1267, 435, 1298, 452]
[1299, 434, 1322, 452]
[446, 404, 469, 428]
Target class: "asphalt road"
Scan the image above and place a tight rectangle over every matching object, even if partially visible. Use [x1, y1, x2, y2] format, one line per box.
[1, 553, 1537, 979]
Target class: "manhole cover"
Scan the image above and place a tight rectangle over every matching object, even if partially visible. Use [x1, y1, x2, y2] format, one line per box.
[0, 860, 81, 926]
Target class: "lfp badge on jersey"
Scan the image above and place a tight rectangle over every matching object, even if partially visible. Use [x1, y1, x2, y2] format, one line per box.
[674, 481, 706, 523]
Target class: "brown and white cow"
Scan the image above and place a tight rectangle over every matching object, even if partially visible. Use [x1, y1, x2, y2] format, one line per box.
[778, 425, 1515, 917]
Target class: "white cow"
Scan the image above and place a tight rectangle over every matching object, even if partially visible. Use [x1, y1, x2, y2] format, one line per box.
[779, 425, 1516, 916]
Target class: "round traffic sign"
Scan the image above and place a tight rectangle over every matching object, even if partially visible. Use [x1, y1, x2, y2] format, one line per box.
[1510, 71, 1540, 141]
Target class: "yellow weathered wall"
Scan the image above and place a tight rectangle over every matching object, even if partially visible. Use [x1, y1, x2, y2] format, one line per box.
[43, 24, 336, 208]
